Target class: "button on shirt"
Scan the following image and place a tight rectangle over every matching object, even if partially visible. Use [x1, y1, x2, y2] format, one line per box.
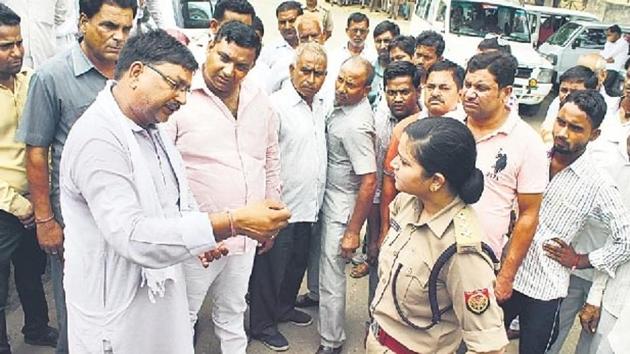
[272, 82, 326, 223]
[16, 43, 108, 223]
[601, 38, 629, 71]
[471, 113, 549, 258]
[513, 150, 630, 301]
[0, 69, 32, 217]
[323, 98, 376, 223]
[371, 193, 508, 353]
[163, 72, 281, 254]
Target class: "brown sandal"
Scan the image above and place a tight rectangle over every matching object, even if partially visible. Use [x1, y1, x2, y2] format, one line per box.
[350, 262, 370, 278]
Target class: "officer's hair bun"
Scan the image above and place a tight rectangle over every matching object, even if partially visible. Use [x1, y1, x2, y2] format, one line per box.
[458, 168, 484, 204]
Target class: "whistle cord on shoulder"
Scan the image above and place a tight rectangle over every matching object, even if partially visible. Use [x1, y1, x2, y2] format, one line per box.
[391, 242, 499, 331]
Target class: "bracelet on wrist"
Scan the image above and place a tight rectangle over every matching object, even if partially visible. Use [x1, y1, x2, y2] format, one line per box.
[35, 215, 55, 224]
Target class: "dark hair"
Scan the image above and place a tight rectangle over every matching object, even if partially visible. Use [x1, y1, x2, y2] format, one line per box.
[373, 20, 399, 38]
[427, 59, 465, 90]
[477, 37, 512, 54]
[276, 1, 303, 17]
[559, 65, 598, 89]
[214, 20, 262, 60]
[114, 29, 197, 80]
[560, 89, 607, 129]
[252, 16, 264, 38]
[79, 0, 137, 19]
[347, 12, 369, 28]
[388, 35, 416, 58]
[383, 61, 421, 88]
[608, 24, 622, 35]
[213, 0, 256, 21]
[404, 118, 484, 204]
[415, 31, 445, 57]
[0, 3, 20, 27]
[466, 51, 518, 89]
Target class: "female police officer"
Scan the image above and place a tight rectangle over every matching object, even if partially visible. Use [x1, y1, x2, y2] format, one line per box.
[367, 118, 508, 353]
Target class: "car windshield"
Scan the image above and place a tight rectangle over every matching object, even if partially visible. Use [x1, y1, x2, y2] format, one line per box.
[450, 0, 531, 42]
[546, 22, 581, 46]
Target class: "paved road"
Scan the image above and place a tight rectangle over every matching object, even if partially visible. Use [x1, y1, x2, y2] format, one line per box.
[4, 2, 581, 354]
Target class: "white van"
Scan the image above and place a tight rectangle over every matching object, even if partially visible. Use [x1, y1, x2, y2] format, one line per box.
[538, 20, 630, 83]
[411, 0, 554, 109]
[524, 5, 599, 48]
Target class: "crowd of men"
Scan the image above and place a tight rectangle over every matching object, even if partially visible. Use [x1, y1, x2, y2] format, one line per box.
[0, 0, 629, 353]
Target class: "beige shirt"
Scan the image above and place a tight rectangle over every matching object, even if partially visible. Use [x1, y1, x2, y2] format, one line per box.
[371, 193, 508, 353]
[304, 5, 333, 35]
[0, 69, 32, 217]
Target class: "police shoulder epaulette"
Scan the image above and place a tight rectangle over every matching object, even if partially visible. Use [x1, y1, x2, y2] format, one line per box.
[453, 206, 483, 254]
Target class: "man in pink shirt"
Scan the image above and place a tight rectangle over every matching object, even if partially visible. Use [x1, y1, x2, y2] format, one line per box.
[462, 51, 548, 305]
[163, 22, 281, 354]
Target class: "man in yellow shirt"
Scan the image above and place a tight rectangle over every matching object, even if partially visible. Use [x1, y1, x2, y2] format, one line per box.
[0, 4, 57, 353]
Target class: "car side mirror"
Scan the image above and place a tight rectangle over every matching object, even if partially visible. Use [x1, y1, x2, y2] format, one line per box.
[571, 39, 581, 49]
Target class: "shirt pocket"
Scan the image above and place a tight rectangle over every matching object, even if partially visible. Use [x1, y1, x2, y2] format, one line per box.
[397, 260, 434, 320]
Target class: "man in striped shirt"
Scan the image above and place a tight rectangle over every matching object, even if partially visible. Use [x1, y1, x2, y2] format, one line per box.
[504, 90, 630, 354]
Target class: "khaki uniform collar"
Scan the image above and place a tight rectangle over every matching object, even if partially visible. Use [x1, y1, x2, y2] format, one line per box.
[408, 196, 466, 239]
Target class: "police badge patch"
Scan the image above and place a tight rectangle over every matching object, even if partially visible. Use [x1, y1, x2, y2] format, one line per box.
[464, 289, 490, 314]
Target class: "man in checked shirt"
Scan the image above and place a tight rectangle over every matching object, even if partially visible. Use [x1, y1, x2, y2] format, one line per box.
[503, 89, 630, 354]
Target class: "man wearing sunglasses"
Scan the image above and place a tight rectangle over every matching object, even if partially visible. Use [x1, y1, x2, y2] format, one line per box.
[163, 21, 282, 354]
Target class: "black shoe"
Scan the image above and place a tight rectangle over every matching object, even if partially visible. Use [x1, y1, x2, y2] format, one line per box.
[281, 309, 313, 327]
[253, 332, 289, 352]
[24, 326, 58, 348]
[315, 345, 342, 354]
[295, 294, 319, 308]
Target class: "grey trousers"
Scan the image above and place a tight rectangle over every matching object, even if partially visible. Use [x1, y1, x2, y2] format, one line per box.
[547, 275, 594, 354]
[589, 308, 616, 354]
[318, 215, 348, 347]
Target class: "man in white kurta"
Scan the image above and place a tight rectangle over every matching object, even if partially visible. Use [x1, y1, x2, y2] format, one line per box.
[59, 30, 289, 354]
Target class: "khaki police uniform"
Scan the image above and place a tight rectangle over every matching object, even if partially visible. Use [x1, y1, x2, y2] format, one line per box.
[367, 193, 509, 354]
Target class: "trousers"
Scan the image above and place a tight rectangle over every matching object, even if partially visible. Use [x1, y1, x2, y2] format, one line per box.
[318, 215, 348, 347]
[306, 222, 321, 302]
[184, 247, 255, 354]
[501, 290, 563, 354]
[249, 222, 315, 336]
[0, 211, 49, 352]
[589, 308, 617, 354]
[547, 275, 594, 354]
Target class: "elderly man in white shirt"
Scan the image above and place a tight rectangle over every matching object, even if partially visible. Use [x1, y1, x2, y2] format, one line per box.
[249, 42, 328, 352]
[0, 0, 67, 68]
[59, 30, 289, 354]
